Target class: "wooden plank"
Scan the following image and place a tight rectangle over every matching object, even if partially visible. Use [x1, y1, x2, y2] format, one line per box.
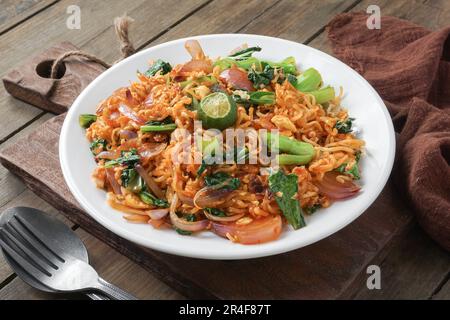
[0, 0, 207, 142]
[432, 279, 450, 300]
[150, 0, 358, 47]
[0, 0, 58, 35]
[353, 224, 450, 299]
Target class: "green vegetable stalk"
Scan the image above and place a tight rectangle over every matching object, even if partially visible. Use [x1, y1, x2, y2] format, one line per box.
[261, 56, 297, 75]
[140, 123, 177, 132]
[293, 68, 322, 92]
[265, 133, 315, 163]
[277, 154, 314, 166]
[79, 114, 97, 128]
[308, 86, 335, 104]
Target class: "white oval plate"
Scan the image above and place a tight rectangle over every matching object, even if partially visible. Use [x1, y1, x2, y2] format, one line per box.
[60, 34, 395, 260]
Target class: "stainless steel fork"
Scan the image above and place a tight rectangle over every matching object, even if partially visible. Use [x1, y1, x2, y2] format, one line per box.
[0, 215, 137, 300]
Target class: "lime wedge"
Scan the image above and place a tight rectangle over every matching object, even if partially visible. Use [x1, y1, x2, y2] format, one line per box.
[198, 92, 237, 130]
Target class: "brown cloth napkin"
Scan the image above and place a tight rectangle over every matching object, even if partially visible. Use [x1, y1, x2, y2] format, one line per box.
[327, 12, 450, 251]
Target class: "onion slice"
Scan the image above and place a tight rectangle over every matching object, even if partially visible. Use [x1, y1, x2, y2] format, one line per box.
[193, 186, 233, 209]
[177, 191, 194, 206]
[204, 211, 245, 222]
[138, 143, 167, 160]
[119, 129, 138, 140]
[96, 150, 119, 160]
[118, 104, 145, 125]
[316, 171, 361, 200]
[147, 208, 169, 220]
[135, 164, 164, 199]
[185, 40, 206, 60]
[211, 215, 282, 244]
[219, 67, 254, 91]
[105, 168, 122, 195]
[169, 194, 209, 232]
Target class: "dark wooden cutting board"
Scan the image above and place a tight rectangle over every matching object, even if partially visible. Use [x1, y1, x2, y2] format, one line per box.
[0, 42, 414, 299]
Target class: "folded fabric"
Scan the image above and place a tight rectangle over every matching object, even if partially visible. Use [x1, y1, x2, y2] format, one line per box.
[327, 12, 450, 251]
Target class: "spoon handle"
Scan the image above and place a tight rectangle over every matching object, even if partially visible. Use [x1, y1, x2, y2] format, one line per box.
[93, 277, 138, 300]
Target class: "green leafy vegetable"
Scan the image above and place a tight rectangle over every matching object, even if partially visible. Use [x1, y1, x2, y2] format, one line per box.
[79, 114, 97, 128]
[175, 228, 192, 236]
[121, 168, 145, 193]
[268, 170, 305, 229]
[140, 119, 177, 132]
[204, 172, 240, 190]
[232, 91, 275, 106]
[174, 213, 196, 235]
[204, 208, 227, 217]
[336, 162, 360, 180]
[139, 190, 169, 208]
[305, 204, 321, 215]
[104, 149, 140, 168]
[335, 117, 354, 134]
[248, 65, 275, 89]
[90, 139, 107, 155]
[145, 59, 172, 77]
[261, 56, 297, 75]
[214, 47, 262, 71]
[229, 46, 262, 59]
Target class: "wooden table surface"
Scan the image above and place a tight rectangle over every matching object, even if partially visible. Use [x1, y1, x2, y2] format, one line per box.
[0, 0, 449, 300]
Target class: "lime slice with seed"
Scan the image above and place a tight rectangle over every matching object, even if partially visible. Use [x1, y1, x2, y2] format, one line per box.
[198, 92, 237, 130]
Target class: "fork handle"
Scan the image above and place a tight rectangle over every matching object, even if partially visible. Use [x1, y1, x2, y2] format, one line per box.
[93, 277, 138, 300]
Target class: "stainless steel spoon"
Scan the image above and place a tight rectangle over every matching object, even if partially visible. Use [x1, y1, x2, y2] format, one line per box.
[0, 207, 111, 300]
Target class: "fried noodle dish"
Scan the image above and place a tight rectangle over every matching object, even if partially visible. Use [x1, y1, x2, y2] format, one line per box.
[80, 40, 364, 244]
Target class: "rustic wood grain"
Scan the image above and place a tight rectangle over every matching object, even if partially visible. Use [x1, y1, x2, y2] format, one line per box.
[353, 224, 450, 299]
[0, 0, 208, 142]
[0, 0, 58, 35]
[3, 42, 106, 114]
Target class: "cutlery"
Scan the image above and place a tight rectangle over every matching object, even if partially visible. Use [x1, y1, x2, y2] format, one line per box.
[0, 207, 136, 300]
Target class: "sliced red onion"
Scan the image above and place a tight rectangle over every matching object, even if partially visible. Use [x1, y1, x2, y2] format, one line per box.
[144, 93, 153, 107]
[119, 129, 138, 140]
[316, 171, 360, 200]
[138, 143, 167, 160]
[204, 211, 244, 222]
[193, 186, 233, 209]
[135, 164, 164, 199]
[211, 215, 282, 244]
[118, 103, 145, 125]
[105, 168, 122, 195]
[169, 194, 209, 232]
[184, 40, 205, 60]
[96, 150, 119, 160]
[147, 208, 169, 220]
[220, 68, 254, 91]
[177, 191, 194, 206]
[180, 60, 212, 75]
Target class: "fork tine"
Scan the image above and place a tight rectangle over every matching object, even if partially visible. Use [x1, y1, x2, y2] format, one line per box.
[0, 227, 58, 272]
[0, 232, 52, 277]
[7, 219, 63, 266]
[11, 215, 65, 262]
